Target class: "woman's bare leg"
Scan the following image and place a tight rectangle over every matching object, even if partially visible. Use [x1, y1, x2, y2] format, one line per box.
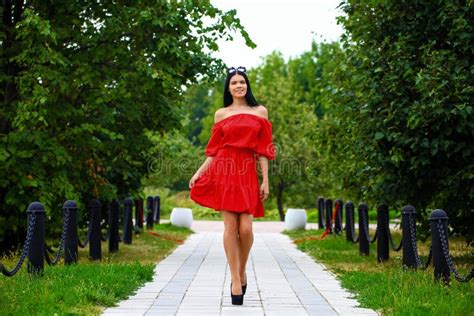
[238, 213, 254, 286]
[222, 211, 242, 295]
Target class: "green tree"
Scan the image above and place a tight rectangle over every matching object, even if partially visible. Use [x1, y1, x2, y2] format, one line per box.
[182, 77, 224, 146]
[284, 41, 366, 204]
[336, 0, 474, 240]
[0, 0, 253, 251]
[250, 52, 319, 220]
[143, 129, 202, 192]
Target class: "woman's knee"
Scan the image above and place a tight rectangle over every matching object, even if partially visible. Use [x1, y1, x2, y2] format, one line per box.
[238, 216, 253, 237]
[239, 225, 253, 238]
[223, 211, 239, 235]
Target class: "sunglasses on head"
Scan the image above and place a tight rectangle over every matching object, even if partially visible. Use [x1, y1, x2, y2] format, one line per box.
[227, 66, 247, 74]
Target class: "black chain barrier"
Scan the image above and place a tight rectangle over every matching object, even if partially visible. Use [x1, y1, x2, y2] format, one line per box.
[358, 203, 371, 255]
[325, 199, 333, 234]
[345, 202, 359, 243]
[437, 220, 472, 283]
[122, 198, 133, 244]
[78, 222, 92, 249]
[401, 205, 418, 269]
[88, 199, 102, 261]
[146, 196, 154, 229]
[135, 198, 144, 230]
[78, 201, 93, 249]
[322, 198, 472, 283]
[423, 246, 433, 270]
[361, 206, 377, 244]
[1, 198, 138, 277]
[108, 199, 120, 253]
[0, 212, 37, 276]
[386, 217, 402, 252]
[102, 200, 123, 243]
[334, 199, 343, 235]
[377, 204, 389, 262]
[45, 208, 70, 266]
[153, 195, 161, 224]
[317, 197, 325, 230]
[407, 214, 425, 269]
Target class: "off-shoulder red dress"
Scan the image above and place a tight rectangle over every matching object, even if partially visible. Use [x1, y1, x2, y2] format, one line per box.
[190, 113, 276, 218]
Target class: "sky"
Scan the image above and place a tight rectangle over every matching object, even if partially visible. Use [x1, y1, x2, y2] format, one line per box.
[211, 0, 344, 69]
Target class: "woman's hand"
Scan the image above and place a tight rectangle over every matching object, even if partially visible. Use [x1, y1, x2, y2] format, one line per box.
[189, 173, 200, 189]
[260, 181, 269, 201]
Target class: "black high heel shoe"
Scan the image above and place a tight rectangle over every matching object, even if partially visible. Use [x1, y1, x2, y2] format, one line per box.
[230, 283, 244, 305]
[242, 283, 247, 295]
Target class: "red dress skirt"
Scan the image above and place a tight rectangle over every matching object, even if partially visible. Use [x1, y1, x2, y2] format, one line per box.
[190, 113, 276, 218]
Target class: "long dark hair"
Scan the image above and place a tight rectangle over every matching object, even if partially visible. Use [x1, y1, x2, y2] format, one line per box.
[223, 67, 259, 107]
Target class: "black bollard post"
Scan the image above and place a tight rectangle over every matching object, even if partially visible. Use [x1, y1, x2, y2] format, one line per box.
[63, 200, 78, 265]
[146, 196, 154, 229]
[317, 197, 325, 229]
[429, 209, 450, 283]
[345, 201, 355, 242]
[153, 196, 160, 224]
[89, 199, 102, 260]
[377, 204, 390, 263]
[123, 198, 133, 244]
[334, 199, 343, 234]
[358, 203, 370, 256]
[402, 205, 419, 268]
[27, 202, 45, 275]
[108, 200, 120, 253]
[135, 199, 144, 230]
[325, 199, 333, 234]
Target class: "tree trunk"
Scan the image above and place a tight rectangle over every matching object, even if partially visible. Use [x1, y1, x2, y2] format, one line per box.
[277, 182, 285, 221]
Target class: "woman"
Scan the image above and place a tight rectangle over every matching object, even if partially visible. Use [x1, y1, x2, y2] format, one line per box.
[189, 66, 275, 305]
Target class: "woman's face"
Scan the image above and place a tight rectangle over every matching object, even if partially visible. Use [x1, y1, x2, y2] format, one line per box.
[228, 74, 247, 99]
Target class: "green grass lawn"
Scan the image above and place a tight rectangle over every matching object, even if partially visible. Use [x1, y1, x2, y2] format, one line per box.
[0, 223, 192, 315]
[284, 228, 473, 315]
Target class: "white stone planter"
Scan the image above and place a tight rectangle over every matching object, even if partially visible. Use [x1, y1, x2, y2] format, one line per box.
[285, 208, 307, 230]
[170, 208, 193, 228]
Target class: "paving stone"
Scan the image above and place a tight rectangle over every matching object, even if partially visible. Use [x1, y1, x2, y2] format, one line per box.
[103, 312, 146, 316]
[266, 312, 308, 316]
[102, 308, 148, 315]
[102, 225, 379, 316]
[221, 306, 265, 315]
[116, 299, 154, 308]
[128, 292, 159, 299]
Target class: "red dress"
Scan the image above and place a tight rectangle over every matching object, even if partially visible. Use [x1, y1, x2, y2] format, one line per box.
[190, 113, 276, 218]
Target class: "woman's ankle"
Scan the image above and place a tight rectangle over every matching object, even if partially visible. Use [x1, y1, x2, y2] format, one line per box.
[231, 277, 241, 286]
[240, 271, 247, 284]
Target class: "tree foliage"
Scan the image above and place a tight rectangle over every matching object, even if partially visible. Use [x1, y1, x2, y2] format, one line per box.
[143, 128, 202, 192]
[249, 52, 320, 220]
[0, 0, 253, 251]
[136, 0, 474, 242]
[334, 0, 474, 240]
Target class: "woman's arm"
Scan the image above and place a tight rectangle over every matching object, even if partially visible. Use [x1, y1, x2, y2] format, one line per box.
[195, 156, 215, 178]
[258, 156, 269, 201]
[189, 156, 214, 189]
[257, 105, 270, 200]
[190, 109, 225, 189]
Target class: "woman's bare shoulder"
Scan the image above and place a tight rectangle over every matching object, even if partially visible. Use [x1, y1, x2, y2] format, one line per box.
[256, 105, 268, 119]
[214, 108, 227, 124]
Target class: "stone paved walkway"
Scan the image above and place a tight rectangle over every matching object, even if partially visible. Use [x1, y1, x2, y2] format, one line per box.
[102, 222, 378, 316]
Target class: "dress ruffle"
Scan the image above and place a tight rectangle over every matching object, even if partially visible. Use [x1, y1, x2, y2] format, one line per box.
[191, 179, 262, 216]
